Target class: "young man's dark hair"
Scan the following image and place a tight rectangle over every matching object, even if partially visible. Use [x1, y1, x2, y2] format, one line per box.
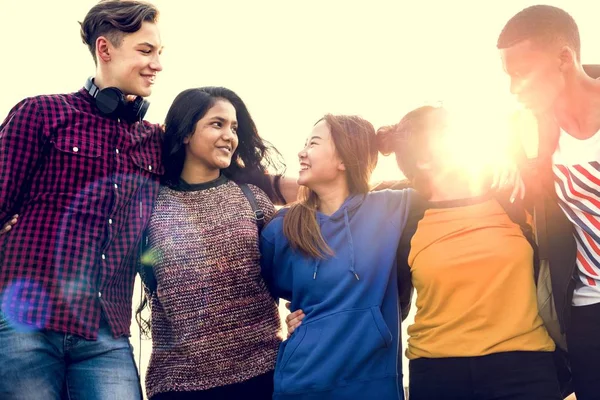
[80, 0, 159, 65]
[497, 5, 580, 60]
[0, 1, 163, 398]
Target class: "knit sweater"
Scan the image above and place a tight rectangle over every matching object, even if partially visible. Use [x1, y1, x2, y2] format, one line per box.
[144, 175, 282, 398]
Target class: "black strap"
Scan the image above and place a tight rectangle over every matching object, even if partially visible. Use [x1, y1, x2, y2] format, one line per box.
[238, 183, 265, 232]
[495, 194, 541, 283]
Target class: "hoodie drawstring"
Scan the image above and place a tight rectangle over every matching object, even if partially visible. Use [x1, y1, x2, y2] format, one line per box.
[344, 208, 359, 281]
[312, 207, 359, 281]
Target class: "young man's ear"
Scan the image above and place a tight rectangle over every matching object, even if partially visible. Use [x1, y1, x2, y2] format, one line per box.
[96, 36, 112, 63]
[558, 45, 577, 72]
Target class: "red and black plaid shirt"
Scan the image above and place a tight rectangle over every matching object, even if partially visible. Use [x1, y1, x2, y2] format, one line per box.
[0, 88, 163, 339]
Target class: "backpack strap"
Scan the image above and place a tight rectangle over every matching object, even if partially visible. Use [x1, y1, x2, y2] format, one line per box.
[238, 183, 265, 232]
[494, 194, 541, 282]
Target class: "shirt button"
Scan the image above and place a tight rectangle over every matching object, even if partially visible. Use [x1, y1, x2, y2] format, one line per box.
[115, 149, 120, 155]
[114, 184, 118, 189]
[101, 254, 106, 260]
[73, 147, 79, 153]
[98, 292, 102, 298]
[108, 219, 113, 225]
[148, 165, 153, 171]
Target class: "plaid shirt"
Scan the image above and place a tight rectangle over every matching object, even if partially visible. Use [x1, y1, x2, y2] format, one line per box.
[0, 88, 163, 339]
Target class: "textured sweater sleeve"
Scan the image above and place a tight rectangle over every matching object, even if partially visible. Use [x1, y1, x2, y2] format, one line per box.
[260, 217, 293, 301]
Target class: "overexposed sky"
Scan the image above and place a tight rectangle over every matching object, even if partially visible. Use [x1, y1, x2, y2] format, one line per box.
[3, 0, 599, 182]
[3, 1, 600, 394]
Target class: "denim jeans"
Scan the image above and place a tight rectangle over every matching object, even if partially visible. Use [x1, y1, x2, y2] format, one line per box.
[0, 313, 142, 400]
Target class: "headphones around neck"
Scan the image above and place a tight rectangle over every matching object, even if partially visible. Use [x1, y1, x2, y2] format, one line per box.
[84, 77, 150, 123]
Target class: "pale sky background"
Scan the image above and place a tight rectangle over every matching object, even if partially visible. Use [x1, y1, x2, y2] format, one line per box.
[2, 0, 599, 397]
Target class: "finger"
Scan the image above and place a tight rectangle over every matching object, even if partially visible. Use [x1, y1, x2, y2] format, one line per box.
[518, 178, 526, 200]
[509, 174, 526, 202]
[287, 317, 304, 333]
[1, 225, 11, 233]
[491, 170, 500, 189]
[285, 313, 305, 335]
[285, 301, 291, 310]
[287, 315, 304, 334]
[289, 314, 305, 326]
[509, 175, 519, 202]
[285, 309, 304, 324]
[501, 169, 515, 191]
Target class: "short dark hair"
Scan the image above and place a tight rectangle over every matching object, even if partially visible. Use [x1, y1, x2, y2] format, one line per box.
[497, 5, 580, 60]
[162, 87, 285, 199]
[80, 0, 159, 65]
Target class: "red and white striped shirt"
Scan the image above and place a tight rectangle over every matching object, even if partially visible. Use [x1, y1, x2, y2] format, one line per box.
[553, 128, 600, 306]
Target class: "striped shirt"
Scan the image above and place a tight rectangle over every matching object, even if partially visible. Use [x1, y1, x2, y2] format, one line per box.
[553, 128, 600, 306]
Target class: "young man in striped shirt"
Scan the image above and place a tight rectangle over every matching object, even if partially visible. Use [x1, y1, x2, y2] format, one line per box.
[498, 5, 600, 400]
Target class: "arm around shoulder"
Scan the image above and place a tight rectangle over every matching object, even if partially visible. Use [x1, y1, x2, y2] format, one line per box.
[0, 98, 46, 223]
[259, 215, 293, 301]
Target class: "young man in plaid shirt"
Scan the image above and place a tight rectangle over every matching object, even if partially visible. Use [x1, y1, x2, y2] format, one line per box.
[0, 1, 163, 398]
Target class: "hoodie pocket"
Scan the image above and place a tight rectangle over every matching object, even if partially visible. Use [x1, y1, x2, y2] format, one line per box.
[276, 306, 393, 393]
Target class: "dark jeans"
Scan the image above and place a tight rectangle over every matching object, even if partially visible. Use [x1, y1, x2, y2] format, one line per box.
[151, 370, 274, 400]
[0, 313, 142, 400]
[568, 302, 600, 400]
[409, 351, 561, 400]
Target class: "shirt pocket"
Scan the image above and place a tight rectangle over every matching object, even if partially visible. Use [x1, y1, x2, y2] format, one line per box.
[49, 136, 105, 213]
[52, 136, 102, 158]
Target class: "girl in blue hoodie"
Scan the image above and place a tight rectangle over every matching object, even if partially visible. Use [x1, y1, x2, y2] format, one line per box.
[260, 114, 412, 400]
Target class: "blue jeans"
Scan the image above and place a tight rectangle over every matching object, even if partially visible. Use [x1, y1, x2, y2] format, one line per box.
[0, 313, 142, 400]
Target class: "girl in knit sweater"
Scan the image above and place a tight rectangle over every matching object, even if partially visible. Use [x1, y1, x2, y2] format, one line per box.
[139, 87, 284, 400]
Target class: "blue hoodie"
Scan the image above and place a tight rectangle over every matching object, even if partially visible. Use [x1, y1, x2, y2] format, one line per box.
[260, 189, 412, 400]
